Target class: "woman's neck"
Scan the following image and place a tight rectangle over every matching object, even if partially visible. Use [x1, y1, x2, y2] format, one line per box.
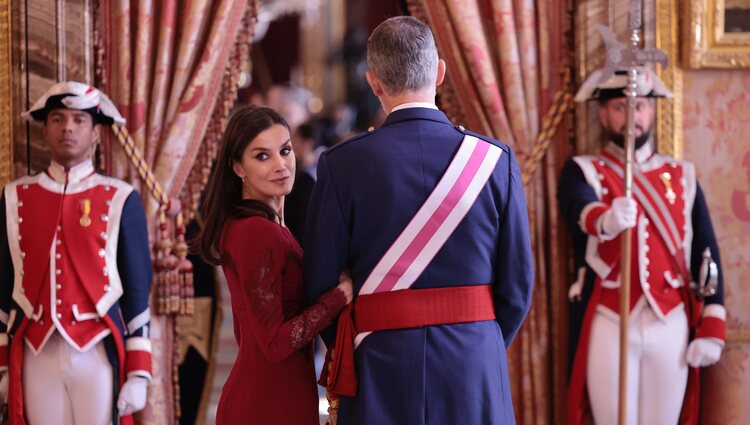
[242, 194, 284, 224]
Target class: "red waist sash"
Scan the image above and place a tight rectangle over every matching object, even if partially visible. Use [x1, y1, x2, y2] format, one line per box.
[322, 285, 496, 397]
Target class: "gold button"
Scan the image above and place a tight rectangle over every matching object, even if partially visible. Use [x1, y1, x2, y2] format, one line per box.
[55, 269, 61, 276]
[56, 299, 61, 305]
[458, 125, 465, 131]
[367, 126, 375, 132]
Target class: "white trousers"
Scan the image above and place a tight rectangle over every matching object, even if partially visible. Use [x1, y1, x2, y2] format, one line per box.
[587, 304, 688, 425]
[23, 332, 113, 425]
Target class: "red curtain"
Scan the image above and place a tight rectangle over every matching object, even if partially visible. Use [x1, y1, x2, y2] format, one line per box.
[98, 1, 254, 422]
[409, 1, 572, 423]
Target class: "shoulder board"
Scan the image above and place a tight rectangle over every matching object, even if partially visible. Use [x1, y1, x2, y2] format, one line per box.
[324, 128, 377, 154]
[571, 154, 602, 167]
[5, 174, 41, 190]
[652, 153, 693, 169]
[454, 125, 510, 154]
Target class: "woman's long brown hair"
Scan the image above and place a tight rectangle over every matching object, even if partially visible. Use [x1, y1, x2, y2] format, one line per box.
[191, 105, 290, 265]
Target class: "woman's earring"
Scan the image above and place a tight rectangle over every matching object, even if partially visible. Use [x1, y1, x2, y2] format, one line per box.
[241, 176, 246, 185]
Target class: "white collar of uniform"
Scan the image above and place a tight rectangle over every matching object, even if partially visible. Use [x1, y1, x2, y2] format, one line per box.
[390, 102, 439, 113]
[47, 159, 95, 184]
[604, 139, 655, 164]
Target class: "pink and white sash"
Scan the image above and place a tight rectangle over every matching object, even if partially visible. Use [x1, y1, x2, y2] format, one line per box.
[354, 134, 503, 347]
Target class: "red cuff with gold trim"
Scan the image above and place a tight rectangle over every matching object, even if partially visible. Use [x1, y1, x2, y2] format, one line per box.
[696, 317, 726, 342]
[696, 304, 727, 342]
[580, 202, 610, 236]
[125, 337, 152, 379]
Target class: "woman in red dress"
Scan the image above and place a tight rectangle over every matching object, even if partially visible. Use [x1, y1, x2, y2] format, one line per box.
[193, 106, 352, 424]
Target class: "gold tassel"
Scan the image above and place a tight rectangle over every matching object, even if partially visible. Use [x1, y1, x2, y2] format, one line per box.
[154, 211, 179, 315]
[325, 348, 339, 425]
[173, 212, 194, 316]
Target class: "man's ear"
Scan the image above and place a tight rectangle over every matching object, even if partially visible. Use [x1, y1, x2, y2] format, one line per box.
[436, 59, 446, 87]
[366, 71, 385, 97]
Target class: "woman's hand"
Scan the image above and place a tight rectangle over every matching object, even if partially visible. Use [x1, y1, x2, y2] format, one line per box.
[336, 270, 354, 304]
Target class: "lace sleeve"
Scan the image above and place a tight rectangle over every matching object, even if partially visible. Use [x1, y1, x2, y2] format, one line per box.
[227, 217, 347, 363]
[289, 288, 347, 350]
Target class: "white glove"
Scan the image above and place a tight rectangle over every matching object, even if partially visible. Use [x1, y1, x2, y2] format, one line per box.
[117, 376, 149, 416]
[600, 197, 637, 237]
[0, 371, 8, 404]
[686, 338, 724, 368]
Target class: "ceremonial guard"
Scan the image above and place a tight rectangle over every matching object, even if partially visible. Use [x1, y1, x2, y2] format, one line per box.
[0, 82, 153, 425]
[558, 66, 726, 425]
[305, 17, 534, 424]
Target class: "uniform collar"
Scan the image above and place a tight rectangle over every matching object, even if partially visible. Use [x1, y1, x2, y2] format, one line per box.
[390, 102, 439, 113]
[381, 106, 452, 128]
[603, 140, 655, 164]
[47, 160, 95, 184]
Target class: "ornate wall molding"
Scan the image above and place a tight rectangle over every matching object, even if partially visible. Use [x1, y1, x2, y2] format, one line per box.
[655, 0, 682, 158]
[0, 0, 11, 186]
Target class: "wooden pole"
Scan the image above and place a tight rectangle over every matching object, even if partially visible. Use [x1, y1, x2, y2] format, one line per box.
[618, 33, 640, 425]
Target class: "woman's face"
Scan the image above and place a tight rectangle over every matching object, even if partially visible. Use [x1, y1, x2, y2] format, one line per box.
[233, 124, 295, 204]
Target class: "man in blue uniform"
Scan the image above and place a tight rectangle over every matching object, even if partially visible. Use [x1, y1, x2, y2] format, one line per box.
[559, 68, 725, 425]
[304, 16, 534, 425]
[0, 82, 153, 425]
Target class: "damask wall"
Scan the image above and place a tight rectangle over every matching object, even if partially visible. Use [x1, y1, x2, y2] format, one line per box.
[682, 69, 750, 424]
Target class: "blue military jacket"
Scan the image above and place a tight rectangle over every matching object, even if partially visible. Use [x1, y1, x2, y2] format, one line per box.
[304, 107, 534, 425]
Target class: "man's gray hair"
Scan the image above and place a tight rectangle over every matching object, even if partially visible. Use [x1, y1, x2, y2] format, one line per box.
[367, 16, 438, 95]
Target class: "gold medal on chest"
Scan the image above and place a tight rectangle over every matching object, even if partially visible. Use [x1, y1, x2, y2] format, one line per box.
[79, 199, 92, 227]
[659, 172, 677, 205]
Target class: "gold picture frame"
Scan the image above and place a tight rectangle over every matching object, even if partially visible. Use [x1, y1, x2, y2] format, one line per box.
[656, 0, 683, 158]
[684, 0, 750, 68]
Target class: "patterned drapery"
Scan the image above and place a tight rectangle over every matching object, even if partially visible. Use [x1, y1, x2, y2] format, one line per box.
[97, 1, 254, 422]
[408, 1, 572, 423]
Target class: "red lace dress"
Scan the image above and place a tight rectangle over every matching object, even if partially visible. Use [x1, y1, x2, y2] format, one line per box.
[216, 215, 347, 425]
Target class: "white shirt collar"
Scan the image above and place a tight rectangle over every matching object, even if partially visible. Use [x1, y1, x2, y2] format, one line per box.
[604, 139, 655, 164]
[47, 160, 95, 184]
[390, 102, 439, 113]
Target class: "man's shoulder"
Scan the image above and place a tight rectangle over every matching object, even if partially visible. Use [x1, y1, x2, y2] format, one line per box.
[321, 123, 512, 160]
[5, 173, 41, 189]
[458, 127, 511, 155]
[322, 128, 378, 157]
